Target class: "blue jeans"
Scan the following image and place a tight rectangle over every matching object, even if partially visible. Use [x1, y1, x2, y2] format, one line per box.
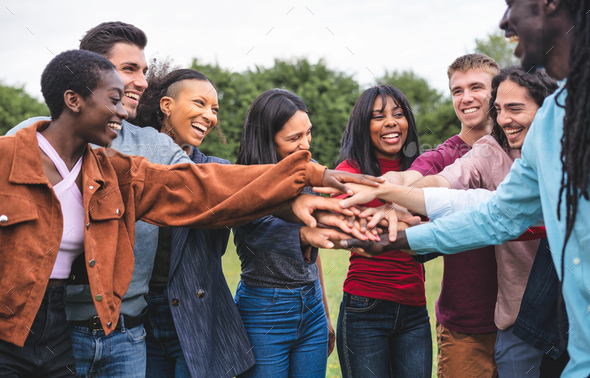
[495, 326, 544, 378]
[145, 292, 190, 378]
[0, 284, 76, 378]
[234, 280, 328, 378]
[337, 292, 432, 378]
[69, 317, 146, 377]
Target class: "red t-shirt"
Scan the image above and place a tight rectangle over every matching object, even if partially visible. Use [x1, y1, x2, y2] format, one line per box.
[410, 135, 498, 333]
[336, 158, 426, 307]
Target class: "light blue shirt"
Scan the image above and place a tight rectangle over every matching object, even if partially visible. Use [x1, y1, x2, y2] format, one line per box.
[407, 86, 590, 377]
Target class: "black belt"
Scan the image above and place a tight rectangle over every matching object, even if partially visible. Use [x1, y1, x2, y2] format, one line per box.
[70, 308, 147, 331]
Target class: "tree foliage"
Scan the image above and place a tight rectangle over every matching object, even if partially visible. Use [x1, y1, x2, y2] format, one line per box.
[475, 30, 520, 68]
[193, 59, 461, 167]
[0, 32, 515, 167]
[192, 58, 360, 167]
[0, 83, 49, 135]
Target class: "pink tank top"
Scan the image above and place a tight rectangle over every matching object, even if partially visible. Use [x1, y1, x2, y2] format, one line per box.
[37, 132, 85, 279]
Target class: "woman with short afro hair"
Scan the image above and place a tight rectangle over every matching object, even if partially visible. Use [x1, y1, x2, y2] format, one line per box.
[0, 49, 375, 376]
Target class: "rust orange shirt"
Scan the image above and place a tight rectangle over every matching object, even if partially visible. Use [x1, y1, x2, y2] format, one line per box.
[0, 121, 325, 347]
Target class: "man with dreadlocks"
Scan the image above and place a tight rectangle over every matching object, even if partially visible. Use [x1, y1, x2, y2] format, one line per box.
[338, 0, 590, 376]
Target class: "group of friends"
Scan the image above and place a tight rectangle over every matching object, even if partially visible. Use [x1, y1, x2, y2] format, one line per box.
[1, 0, 590, 378]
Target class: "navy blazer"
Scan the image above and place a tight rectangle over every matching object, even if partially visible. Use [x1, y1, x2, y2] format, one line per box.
[167, 148, 255, 377]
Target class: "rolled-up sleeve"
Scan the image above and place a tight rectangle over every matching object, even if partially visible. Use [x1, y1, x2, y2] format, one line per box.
[423, 187, 496, 220]
[105, 149, 325, 229]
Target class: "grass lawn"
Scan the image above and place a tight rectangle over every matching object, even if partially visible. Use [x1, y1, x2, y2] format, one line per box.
[222, 235, 443, 378]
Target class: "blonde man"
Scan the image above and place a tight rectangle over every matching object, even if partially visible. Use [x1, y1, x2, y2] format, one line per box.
[383, 54, 501, 378]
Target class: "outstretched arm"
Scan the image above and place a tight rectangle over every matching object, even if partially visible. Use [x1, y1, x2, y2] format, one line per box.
[316, 182, 429, 215]
[408, 174, 452, 189]
[380, 170, 424, 186]
[341, 135, 543, 256]
[339, 230, 413, 256]
[107, 149, 380, 230]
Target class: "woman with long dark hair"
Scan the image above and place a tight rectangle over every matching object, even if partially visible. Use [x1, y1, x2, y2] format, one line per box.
[234, 88, 352, 378]
[335, 85, 431, 378]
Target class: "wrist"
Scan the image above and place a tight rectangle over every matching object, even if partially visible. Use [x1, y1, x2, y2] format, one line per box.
[379, 182, 403, 203]
[300, 227, 310, 247]
[375, 183, 391, 198]
[396, 230, 411, 250]
[307, 162, 326, 187]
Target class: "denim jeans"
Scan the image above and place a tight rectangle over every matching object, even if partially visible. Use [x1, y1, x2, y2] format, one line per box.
[495, 326, 544, 378]
[234, 280, 328, 378]
[145, 292, 190, 378]
[337, 292, 432, 378]
[69, 315, 146, 377]
[513, 239, 568, 360]
[0, 284, 76, 378]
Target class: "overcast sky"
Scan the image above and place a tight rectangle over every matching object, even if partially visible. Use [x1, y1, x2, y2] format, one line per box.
[1, 0, 508, 99]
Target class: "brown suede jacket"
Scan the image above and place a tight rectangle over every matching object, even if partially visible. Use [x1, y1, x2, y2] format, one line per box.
[0, 121, 325, 347]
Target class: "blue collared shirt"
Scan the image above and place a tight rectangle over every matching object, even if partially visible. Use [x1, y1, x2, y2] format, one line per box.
[407, 85, 590, 377]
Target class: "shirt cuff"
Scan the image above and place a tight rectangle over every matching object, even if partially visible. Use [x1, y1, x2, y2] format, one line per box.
[406, 223, 440, 254]
[423, 187, 453, 220]
[305, 161, 327, 187]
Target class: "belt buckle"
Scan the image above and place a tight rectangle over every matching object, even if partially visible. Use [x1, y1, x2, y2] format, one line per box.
[90, 315, 100, 330]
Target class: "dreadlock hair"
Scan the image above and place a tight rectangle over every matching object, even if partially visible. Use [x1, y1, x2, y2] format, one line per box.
[134, 68, 216, 130]
[79, 21, 147, 58]
[552, 0, 590, 346]
[489, 66, 558, 151]
[338, 85, 420, 176]
[41, 50, 115, 120]
[558, 0, 590, 256]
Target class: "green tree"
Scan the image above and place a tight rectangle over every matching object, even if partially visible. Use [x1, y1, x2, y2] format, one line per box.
[475, 30, 519, 68]
[377, 70, 459, 149]
[191, 58, 360, 167]
[0, 83, 49, 135]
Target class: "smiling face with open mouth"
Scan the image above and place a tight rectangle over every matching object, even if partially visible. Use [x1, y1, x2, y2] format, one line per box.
[78, 69, 128, 147]
[160, 79, 218, 153]
[274, 110, 312, 162]
[108, 42, 148, 120]
[494, 79, 539, 149]
[369, 95, 408, 160]
[450, 69, 493, 130]
[499, 0, 551, 73]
